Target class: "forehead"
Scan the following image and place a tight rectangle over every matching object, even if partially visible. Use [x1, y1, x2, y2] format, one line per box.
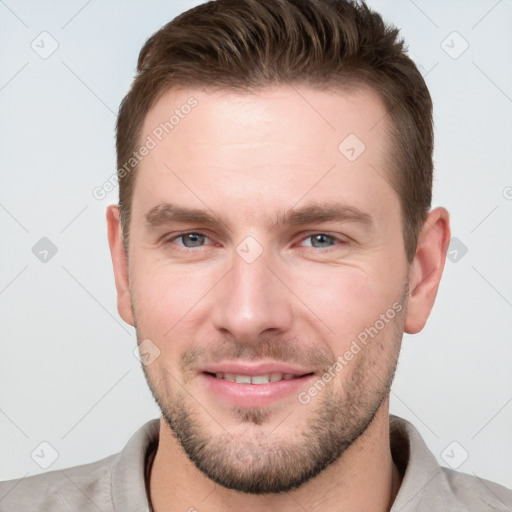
[133, 85, 398, 228]
[142, 84, 390, 157]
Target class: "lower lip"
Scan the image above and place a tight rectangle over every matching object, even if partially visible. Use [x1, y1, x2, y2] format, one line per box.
[200, 373, 315, 408]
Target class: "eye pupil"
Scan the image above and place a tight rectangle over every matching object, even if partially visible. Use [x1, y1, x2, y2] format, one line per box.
[182, 233, 205, 247]
[311, 234, 334, 248]
[176, 233, 338, 249]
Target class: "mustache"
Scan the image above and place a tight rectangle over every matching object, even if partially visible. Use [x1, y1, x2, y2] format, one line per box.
[180, 336, 335, 373]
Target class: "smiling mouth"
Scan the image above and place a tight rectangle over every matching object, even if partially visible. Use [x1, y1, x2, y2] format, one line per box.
[203, 371, 314, 384]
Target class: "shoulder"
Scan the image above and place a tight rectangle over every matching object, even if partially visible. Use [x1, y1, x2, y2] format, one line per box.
[439, 466, 512, 511]
[0, 454, 117, 512]
[389, 415, 512, 511]
[0, 418, 160, 512]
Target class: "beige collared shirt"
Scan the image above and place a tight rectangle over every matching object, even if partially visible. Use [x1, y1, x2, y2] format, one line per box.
[1, 415, 510, 511]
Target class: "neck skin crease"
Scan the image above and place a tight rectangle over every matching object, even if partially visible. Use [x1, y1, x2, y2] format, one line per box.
[147, 401, 403, 512]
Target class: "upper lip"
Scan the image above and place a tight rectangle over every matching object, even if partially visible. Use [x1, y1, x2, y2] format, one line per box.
[200, 361, 313, 376]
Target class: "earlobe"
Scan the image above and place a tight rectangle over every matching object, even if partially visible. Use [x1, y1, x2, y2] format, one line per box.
[106, 205, 135, 327]
[404, 207, 451, 334]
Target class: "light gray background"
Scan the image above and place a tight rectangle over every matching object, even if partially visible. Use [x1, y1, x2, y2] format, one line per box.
[1, 0, 511, 490]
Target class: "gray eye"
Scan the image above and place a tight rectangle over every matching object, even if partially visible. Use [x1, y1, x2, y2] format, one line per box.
[180, 233, 206, 247]
[309, 234, 336, 248]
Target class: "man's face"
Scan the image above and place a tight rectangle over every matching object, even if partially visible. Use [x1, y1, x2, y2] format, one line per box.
[123, 86, 411, 493]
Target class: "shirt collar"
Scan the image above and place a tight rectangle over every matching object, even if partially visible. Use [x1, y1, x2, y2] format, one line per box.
[389, 414, 446, 511]
[109, 415, 496, 511]
[111, 418, 159, 512]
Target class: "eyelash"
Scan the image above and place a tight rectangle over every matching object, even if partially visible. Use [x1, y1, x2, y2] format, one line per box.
[163, 231, 347, 251]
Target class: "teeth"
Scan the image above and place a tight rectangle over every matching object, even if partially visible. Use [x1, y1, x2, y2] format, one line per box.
[212, 372, 301, 384]
[251, 375, 271, 384]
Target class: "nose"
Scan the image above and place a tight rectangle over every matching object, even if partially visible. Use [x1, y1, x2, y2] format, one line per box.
[211, 245, 293, 344]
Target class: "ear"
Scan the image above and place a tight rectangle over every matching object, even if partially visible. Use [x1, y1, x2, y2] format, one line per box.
[106, 205, 135, 327]
[404, 207, 451, 334]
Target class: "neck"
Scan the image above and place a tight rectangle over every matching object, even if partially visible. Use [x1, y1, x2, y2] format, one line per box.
[148, 402, 401, 512]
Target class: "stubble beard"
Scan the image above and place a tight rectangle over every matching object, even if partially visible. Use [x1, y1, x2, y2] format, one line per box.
[136, 290, 407, 495]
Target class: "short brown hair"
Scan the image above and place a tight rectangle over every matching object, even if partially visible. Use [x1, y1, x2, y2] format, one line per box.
[116, 0, 433, 263]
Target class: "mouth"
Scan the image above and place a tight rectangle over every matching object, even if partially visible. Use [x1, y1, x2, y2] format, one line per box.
[204, 371, 313, 384]
[198, 362, 316, 408]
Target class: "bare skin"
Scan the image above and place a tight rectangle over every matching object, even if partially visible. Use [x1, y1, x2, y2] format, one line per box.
[107, 85, 450, 511]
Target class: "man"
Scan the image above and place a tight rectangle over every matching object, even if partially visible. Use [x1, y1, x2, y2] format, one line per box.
[1, 0, 510, 510]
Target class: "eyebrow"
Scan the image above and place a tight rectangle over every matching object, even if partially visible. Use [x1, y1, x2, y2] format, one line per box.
[144, 202, 374, 231]
[145, 203, 226, 229]
[274, 203, 373, 229]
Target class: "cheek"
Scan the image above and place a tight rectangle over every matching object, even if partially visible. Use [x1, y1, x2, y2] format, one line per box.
[130, 258, 219, 339]
[292, 265, 397, 348]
